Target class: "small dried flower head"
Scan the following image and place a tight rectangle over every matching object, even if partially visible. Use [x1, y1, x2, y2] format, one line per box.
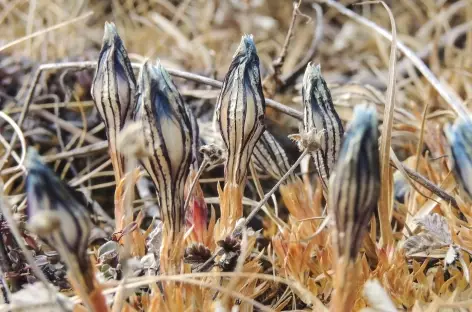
[25, 149, 92, 272]
[329, 104, 380, 261]
[302, 63, 344, 192]
[444, 116, 472, 200]
[216, 35, 265, 186]
[199, 143, 226, 167]
[184, 243, 212, 265]
[135, 60, 193, 235]
[288, 128, 325, 153]
[252, 130, 292, 182]
[91, 22, 137, 146]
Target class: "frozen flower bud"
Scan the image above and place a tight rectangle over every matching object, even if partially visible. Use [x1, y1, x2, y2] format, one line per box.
[302, 63, 344, 192]
[252, 130, 293, 182]
[135, 61, 193, 236]
[216, 35, 265, 186]
[329, 105, 380, 261]
[445, 116, 472, 200]
[25, 149, 92, 273]
[91, 22, 137, 154]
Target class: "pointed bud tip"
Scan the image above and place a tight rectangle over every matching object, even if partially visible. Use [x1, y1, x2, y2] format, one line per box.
[103, 21, 119, 45]
[25, 147, 41, 170]
[235, 34, 257, 58]
[154, 59, 171, 80]
[304, 63, 322, 81]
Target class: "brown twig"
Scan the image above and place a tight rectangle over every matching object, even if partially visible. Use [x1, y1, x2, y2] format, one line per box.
[390, 161, 458, 209]
[281, 3, 324, 88]
[272, 1, 303, 83]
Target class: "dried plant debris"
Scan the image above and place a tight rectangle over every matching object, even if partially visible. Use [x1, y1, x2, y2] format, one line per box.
[2, 1, 472, 311]
[403, 213, 452, 256]
[0, 282, 73, 312]
[184, 243, 214, 271]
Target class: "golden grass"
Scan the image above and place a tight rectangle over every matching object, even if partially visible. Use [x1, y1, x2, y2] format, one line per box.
[1, 0, 472, 311]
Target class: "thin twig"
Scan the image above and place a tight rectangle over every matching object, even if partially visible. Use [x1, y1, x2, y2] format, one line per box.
[0, 112, 26, 174]
[0, 11, 93, 52]
[273, 1, 303, 82]
[41, 141, 108, 163]
[390, 162, 458, 209]
[243, 149, 309, 228]
[281, 3, 324, 87]
[183, 159, 208, 211]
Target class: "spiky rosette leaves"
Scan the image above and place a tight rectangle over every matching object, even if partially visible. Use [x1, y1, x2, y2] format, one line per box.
[91, 22, 137, 179]
[445, 116, 472, 200]
[25, 149, 94, 290]
[302, 63, 344, 193]
[135, 61, 193, 237]
[216, 35, 265, 186]
[329, 104, 380, 261]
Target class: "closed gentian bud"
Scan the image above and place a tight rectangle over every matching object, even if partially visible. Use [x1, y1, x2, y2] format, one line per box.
[135, 61, 193, 237]
[216, 35, 265, 186]
[302, 63, 344, 193]
[252, 130, 293, 182]
[91, 22, 137, 178]
[25, 149, 93, 290]
[445, 116, 472, 200]
[329, 104, 380, 261]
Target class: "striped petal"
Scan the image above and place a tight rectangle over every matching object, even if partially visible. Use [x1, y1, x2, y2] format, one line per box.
[216, 35, 265, 186]
[302, 63, 344, 192]
[329, 105, 380, 261]
[135, 61, 193, 235]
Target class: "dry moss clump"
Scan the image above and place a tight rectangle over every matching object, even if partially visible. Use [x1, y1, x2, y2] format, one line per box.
[0, 1, 472, 311]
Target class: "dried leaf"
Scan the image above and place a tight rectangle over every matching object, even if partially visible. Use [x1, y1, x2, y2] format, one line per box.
[404, 214, 453, 257]
[416, 213, 452, 245]
[403, 233, 447, 256]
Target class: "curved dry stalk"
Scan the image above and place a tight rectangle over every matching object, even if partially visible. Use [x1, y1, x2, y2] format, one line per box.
[281, 3, 324, 87]
[183, 158, 208, 211]
[321, 0, 469, 116]
[372, 0, 396, 246]
[243, 149, 309, 228]
[0, 112, 26, 174]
